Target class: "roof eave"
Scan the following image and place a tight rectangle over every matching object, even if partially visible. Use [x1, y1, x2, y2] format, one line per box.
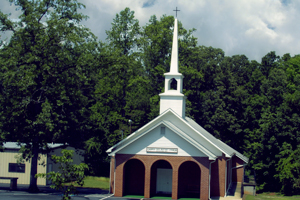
[105, 109, 180, 154]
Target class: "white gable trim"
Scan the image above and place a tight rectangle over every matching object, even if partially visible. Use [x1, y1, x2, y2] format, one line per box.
[186, 117, 248, 163]
[162, 109, 231, 157]
[162, 121, 216, 159]
[108, 121, 162, 156]
[107, 109, 248, 163]
[217, 139, 249, 163]
[160, 109, 232, 158]
[177, 117, 231, 158]
[106, 109, 183, 154]
[108, 120, 216, 159]
[185, 118, 233, 157]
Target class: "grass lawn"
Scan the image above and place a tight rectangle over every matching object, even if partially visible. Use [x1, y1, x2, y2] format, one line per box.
[82, 176, 110, 190]
[245, 193, 300, 200]
[66, 176, 110, 190]
[150, 196, 172, 199]
[123, 195, 144, 198]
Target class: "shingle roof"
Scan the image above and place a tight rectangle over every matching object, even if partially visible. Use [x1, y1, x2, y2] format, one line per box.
[185, 117, 249, 163]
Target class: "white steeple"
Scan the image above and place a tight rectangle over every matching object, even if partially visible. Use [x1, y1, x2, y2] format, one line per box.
[159, 18, 186, 118]
[169, 17, 179, 74]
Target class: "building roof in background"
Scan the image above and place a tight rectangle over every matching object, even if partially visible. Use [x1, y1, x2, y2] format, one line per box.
[2, 142, 65, 149]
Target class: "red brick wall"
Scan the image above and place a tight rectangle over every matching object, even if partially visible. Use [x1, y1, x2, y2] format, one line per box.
[113, 154, 210, 200]
[232, 156, 244, 183]
[232, 167, 244, 182]
[233, 156, 244, 167]
[210, 154, 226, 197]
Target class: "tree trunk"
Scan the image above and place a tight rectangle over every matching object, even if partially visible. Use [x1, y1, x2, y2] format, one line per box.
[28, 141, 39, 192]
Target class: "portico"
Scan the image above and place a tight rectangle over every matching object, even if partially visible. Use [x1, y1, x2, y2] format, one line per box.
[111, 154, 209, 199]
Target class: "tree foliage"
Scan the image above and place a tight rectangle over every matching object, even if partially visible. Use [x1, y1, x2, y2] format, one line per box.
[0, 0, 97, 191]
[36, 149, 88, 200]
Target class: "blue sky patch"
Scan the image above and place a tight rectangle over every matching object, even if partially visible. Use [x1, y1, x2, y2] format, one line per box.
[142, 0, 156, 8]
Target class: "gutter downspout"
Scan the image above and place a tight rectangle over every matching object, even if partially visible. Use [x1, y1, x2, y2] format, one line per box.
[113, 155, 116, 195]
[209, 159, 217, 200]
[109, 156, 111, 194]
[242, 163, 248, 198]
[226, 158, 232, 196]
[224, 158, 231, 197]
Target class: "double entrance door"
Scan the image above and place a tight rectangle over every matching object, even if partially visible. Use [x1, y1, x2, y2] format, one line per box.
[156, 168, 172, 195]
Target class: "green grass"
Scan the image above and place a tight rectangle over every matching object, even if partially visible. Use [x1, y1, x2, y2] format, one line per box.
[245, 193, 300, 200]
[151, 196, 172, 199]
[82, 176, 110, 190]
[66, 176, 110, 190]
[123, 195, 144, 198]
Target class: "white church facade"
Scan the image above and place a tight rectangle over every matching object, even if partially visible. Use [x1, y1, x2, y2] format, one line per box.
[106, 17, 248, 200]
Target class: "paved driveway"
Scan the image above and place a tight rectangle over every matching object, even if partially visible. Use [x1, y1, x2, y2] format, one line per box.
[0, 183, 111, 200]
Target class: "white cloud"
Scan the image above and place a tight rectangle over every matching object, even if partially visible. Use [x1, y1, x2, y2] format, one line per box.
[1, 0, 299, 61]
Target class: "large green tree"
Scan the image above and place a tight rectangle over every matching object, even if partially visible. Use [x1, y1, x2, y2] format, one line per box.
[104, 7, 147, 121]
[106, 7, 140, 56]
[85, 8, 151, 175]
[243, 52, 300, 194]
[0, 0, 97, 191]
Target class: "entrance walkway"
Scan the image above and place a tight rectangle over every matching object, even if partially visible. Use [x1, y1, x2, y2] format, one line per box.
[0, 183, 109, 200]
[211, 182, 242, 200]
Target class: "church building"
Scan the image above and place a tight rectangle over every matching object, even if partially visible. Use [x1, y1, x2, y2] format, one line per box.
[106, 16, 248, 200]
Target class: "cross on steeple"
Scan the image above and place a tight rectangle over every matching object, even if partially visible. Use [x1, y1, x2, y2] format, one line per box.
[173, 7, 180, 18]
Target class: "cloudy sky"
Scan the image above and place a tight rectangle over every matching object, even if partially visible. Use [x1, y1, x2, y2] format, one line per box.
[1, 0, 300, 61]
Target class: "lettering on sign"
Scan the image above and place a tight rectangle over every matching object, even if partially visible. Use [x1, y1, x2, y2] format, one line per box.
[146, 147, 178, 154]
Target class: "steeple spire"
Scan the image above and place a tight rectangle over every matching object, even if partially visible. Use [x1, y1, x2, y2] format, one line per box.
[169, 18, 179, 74]
[159, 16, 186, 118]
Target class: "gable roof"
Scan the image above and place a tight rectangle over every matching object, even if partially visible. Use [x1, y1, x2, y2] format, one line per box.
[185, 117, 248, 163]
[107, 109, 248, 163]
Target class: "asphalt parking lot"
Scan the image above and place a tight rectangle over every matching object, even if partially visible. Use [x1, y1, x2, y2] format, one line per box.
[0, 183, 113, 200]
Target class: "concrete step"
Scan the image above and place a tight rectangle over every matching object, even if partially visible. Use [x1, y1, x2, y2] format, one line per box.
[211, 182, 242, 200]
[225, 182, 242, 200]
[234, 182, 242, 198]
